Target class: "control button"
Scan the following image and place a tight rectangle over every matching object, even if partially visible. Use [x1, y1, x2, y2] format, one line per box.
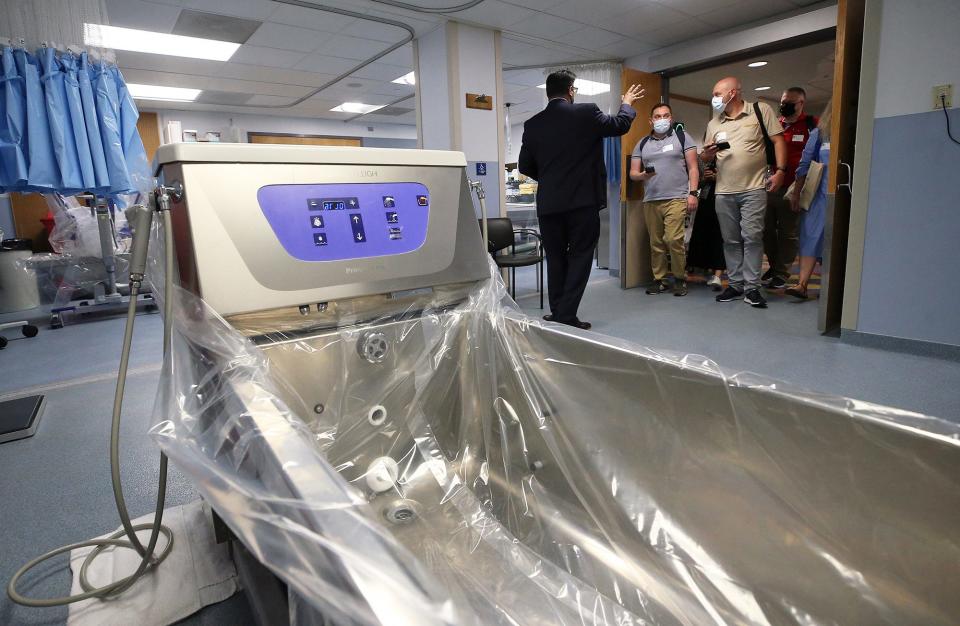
[416, 195, 428, 206]
[389, 227, 402, 241]
[385, 211, 398, 224]
[349, 213, 366, 243]
[383, 196, 396, 208]
[307, 198, 322, 210]
[310, 215, 325, 229]
[313, 232, 328, 246]
[346, 197, 359, 209]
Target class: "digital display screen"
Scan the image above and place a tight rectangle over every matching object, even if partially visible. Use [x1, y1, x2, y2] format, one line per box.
[258, 182, 430, 262]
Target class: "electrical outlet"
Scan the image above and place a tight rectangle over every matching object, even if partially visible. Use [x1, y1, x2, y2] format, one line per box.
[932, 84, 953, 109]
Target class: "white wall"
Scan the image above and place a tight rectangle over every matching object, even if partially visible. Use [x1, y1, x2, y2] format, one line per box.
[871, 0, 960, 118]
[456, 23, 501, 164]
[416, 25, 453, 151]
[149, 109, 417, 143]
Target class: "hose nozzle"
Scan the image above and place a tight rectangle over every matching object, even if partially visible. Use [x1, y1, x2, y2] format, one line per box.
[125, 204, 154, 284]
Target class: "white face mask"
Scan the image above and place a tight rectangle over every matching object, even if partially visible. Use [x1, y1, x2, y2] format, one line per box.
[652, 118, 672, 134]
[711, 95, 727, 113]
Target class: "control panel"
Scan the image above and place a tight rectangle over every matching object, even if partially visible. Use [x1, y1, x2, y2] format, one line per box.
[257, 182, 430, 262]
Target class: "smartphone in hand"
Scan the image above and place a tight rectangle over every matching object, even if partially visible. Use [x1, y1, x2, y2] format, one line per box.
[715, 141, 731, 151]
[644, 165, 655, 174]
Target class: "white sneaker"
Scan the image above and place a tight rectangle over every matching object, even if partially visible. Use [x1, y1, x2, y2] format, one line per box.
[707, 274, 722, 290]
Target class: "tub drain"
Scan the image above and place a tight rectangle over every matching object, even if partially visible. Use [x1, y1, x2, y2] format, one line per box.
[384, 499, 420, 525]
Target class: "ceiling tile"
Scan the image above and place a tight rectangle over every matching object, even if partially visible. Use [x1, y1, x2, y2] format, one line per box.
[172, 10, 262, 43]
[377, 43, 414, 67]
[246, 22, 324, 52]
[596, 38, 658, 58]
[546, 0, 640, 24]
[246, 94, 297, 106]
[503, 0, 567, 10]
[456, 1, 537, 30]
[599, 2, 691, 36]
[510, 13, 584, 39]
[313, 34, 393, 61]
[565, 27, 627, 50]
[664, 0, 741, 16]
[340, 18, 413, 43]
[266, 3, 357, 33]
[351, 61, 413, 82]
[229, 44, 307, 68]
[634, 18, 715, 48]
[176, 0, 275, 21]
[120, 67, 310, 97]
[103, 0, 182, 32]
[294, 53, 363, 74]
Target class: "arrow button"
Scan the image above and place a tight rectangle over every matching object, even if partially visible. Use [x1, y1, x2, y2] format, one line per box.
[349, 213, 366, 243]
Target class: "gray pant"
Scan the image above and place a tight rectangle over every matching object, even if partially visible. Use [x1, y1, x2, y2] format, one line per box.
[715, 189, 766, 292]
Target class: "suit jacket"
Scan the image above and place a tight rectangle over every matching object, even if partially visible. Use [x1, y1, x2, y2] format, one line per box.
[518, 99, 636, 216]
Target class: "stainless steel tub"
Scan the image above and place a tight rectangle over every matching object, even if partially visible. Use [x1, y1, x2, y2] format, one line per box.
[154, 279, 960, 626]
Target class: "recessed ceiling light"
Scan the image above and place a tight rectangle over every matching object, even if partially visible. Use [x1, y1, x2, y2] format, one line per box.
[392, 71, 416, 85]
[536, 78, 610, 96]
[83, 23, 240, 61]
[754, 86, 771, 91]
[748, 61, 768, 68]
[330, 102, 385, 114]
[127, 83, 201, 102]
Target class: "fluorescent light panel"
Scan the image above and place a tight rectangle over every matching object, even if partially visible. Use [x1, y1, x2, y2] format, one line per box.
[331, 102, 385, 114]
[536, 78, 610, 96]
[127, 83, 201, 102]
[754, 86, 771, 91]
[83, 23, 240, 61]
[392, 71, 416, 85]
[748, 61, 768, 68]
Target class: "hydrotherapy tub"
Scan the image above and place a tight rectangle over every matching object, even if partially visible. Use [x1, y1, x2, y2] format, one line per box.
[153, 267, 960, 626]
[150, 143, 960, 625]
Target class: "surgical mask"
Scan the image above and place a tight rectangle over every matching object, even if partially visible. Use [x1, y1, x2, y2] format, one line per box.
[711, 95, 727, 113]
[652, 118, 672, 134]
[780, 102, 797, 117]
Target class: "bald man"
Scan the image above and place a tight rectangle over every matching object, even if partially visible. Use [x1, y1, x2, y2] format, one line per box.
[701, 77, 787, 309]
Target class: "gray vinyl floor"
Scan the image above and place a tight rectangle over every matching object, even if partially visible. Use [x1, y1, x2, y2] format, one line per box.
[1, 264, 958, 625]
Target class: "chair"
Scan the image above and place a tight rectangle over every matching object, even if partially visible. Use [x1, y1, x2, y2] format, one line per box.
[479, 218, 544, 308]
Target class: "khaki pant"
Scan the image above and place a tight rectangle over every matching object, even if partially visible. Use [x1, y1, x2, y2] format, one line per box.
[643, 198, 687, 281]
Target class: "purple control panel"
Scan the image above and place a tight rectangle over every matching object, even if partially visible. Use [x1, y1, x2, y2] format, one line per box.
[256, 182, 430, 262]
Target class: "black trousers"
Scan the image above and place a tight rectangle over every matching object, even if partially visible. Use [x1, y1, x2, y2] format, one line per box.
[539, 207, 600, 323]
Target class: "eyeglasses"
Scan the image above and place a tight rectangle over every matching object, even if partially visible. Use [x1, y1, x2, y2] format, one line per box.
[572, 86, 579, 94]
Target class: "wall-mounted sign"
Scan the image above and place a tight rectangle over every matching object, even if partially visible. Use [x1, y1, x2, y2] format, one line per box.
[466, 93, 493, 110]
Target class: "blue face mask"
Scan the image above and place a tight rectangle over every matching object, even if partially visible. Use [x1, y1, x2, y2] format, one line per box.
[711, 95, 727, 113]
[652, 118, 672, 134]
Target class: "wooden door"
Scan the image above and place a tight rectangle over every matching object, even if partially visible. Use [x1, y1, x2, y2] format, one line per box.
[9, 192, 52, 252]
[136, 111, 161, 163]
[820, 0, 865, 333]
[248, 133, 362, 147]
[620, 68, 663, 289]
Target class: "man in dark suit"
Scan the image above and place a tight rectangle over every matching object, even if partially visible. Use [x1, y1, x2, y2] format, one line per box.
[519, 70, 644, 329]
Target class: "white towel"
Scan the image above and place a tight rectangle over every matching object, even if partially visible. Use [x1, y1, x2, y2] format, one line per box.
[67, 500, 240, 626]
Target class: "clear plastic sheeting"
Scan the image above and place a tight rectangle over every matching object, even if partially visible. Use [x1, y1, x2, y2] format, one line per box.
[150, 258, 960, 626]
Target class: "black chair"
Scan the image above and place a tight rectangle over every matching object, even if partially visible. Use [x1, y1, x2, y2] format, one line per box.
[479, 217, 544, 308]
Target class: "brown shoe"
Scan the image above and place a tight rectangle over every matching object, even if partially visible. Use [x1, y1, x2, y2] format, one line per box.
[784, 284, 808, 300]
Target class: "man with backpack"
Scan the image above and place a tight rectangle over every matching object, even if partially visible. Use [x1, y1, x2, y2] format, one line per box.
[629, 103, 700, 297]
[762, 87, 820, 290]
[701, 76, 787, 309]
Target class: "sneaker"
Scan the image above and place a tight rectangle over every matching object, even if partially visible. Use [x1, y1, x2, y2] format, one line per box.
[716, 286, 743, 302]
[767, 276, 787, 290]
[744, 288, 768, 308]
[645, 280, 669, 295]
[761, 268, 775, 283]
[706, 274, 722, 290]
[673, 280, 688, 297]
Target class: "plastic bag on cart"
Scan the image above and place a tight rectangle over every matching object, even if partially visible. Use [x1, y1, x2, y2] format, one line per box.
[147, 247, 960, 626]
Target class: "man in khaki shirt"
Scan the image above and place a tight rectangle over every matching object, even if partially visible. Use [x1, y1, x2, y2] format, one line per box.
[701, 77, 787, 308]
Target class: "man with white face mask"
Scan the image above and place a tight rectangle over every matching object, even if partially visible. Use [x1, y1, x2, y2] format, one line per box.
[701, 76, 787, 308]
[629, 103, 699, 296]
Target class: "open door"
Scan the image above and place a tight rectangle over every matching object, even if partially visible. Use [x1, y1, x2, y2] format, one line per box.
[820, 0, 865, 333]
[619, 68, 662, 289]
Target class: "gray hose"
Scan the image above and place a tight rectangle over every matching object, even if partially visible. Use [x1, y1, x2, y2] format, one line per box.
[7, 205, 175, 607]
[367, 0, 485, 13]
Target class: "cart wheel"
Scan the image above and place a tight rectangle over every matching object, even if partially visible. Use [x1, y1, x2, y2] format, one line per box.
[0, 336, 7, 349]
[50, 315, 63, 330]
[22, 325, 39, 338]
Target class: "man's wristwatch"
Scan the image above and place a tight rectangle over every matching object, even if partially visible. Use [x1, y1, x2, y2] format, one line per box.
[688, 190, 700, 198]
[776, 166, 787, 173]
